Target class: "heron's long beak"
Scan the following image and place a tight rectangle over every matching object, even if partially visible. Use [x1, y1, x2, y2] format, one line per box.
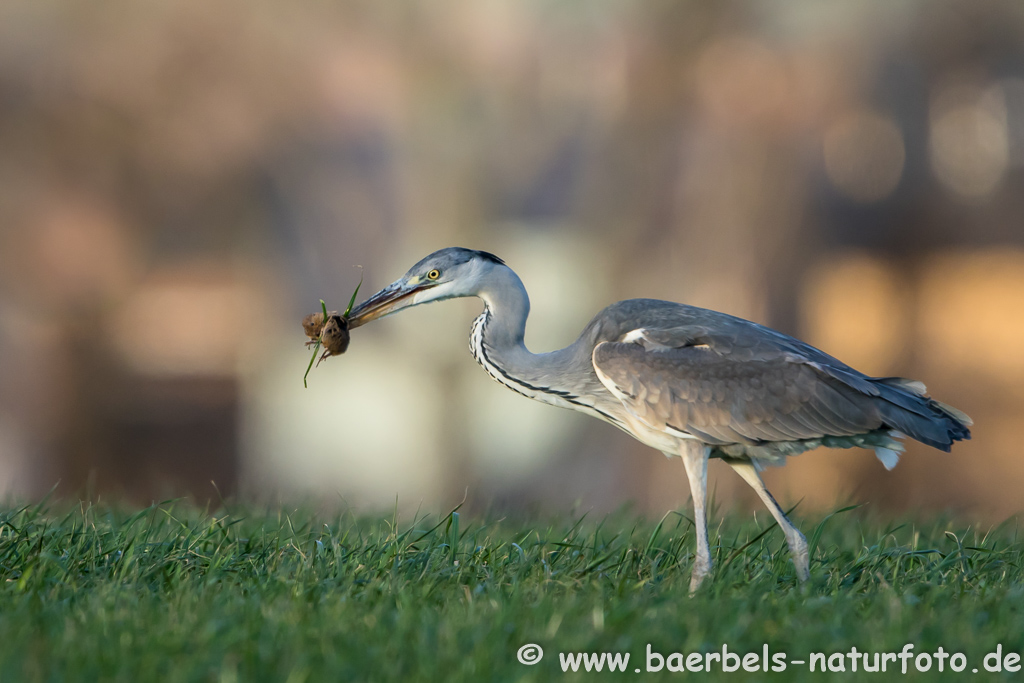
[347, 278, 437, 329]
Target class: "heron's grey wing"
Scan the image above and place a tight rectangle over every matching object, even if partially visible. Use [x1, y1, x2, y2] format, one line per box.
[588, 306, 970, 453]
[591, 334, 886, 447]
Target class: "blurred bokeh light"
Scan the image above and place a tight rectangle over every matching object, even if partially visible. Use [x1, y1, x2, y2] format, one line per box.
[0, 0, 1022, 520]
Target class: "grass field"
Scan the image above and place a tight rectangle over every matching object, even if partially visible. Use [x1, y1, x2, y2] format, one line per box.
[0, 500, 1021, 682]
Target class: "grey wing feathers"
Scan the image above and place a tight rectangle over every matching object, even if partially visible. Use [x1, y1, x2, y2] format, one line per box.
[591, 321, 971, 453]
[593, 341, 881, 445]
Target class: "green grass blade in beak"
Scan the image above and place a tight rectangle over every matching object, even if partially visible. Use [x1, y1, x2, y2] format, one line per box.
[302, 299, 329, 388]
[344, 272, 363, 318]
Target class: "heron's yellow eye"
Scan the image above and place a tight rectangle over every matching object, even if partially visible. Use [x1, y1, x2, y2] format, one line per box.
[427, 269, 441, 280]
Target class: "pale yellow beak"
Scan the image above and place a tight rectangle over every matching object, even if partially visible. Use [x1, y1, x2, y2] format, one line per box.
[346, 278, 437, 329]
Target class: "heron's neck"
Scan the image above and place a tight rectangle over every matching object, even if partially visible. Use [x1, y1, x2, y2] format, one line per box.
[476, 267, 531, 352]
[470, 267, 609, 418]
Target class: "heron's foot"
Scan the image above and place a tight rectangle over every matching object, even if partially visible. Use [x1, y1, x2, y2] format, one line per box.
[689, 557, 712, 594]
[787, 529, 810, 582]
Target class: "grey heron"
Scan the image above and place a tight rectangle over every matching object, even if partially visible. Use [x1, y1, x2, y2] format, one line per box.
[346, 247, 972, 590]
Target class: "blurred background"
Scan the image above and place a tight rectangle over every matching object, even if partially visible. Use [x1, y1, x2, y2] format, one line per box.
[1, 0, 1022, 520]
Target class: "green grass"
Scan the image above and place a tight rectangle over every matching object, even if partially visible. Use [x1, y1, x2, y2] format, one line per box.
[0, 500, 1022, 682]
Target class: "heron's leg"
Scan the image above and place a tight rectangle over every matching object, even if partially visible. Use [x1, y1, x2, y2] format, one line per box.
[728, 461, 809, 582]
[679, 441, 712, 593]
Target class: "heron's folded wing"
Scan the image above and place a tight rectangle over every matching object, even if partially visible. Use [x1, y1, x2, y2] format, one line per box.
[592, 339, 885, 445]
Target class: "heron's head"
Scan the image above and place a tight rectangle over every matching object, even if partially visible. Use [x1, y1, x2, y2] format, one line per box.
[347, 247, 507, 328]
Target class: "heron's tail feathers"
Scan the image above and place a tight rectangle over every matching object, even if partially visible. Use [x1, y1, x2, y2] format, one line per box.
[930, 398, 973, 427]
[871, 377, 972, 452]
[873, 445, 902, 470]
